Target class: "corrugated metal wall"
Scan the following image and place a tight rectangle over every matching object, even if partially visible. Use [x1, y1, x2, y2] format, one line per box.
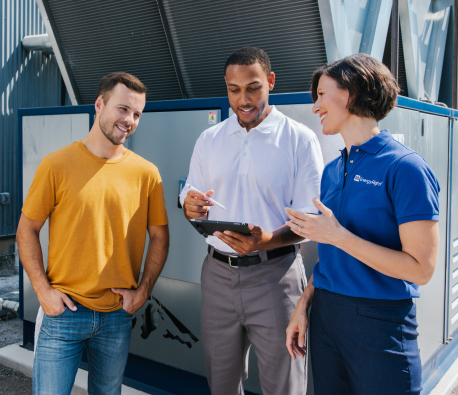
[1, 0, 63, 237]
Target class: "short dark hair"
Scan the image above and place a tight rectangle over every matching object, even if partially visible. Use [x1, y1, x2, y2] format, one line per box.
[96, 72, 147, 103]
[310, 54, 400, 121]
[224, 46, 271, 77]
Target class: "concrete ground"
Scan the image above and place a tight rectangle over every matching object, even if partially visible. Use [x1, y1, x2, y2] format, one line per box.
[429, 353, 458, 395]
[0, 273, 32, 394]
[0, 363, 32, 395]
[0, 252, 19, 301]
[0, 317, 22, 350]
[0, 251, 32, 394]
[0, 275, 19, 302]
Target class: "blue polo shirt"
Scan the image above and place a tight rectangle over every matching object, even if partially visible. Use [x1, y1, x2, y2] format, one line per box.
[313, 130, 440, 300]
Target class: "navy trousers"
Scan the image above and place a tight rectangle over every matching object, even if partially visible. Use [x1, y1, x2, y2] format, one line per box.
[310, 288, 422, 395]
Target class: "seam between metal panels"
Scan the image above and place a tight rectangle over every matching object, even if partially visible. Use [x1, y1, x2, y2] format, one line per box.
[35, 0, 79, 104]
[156, 0, 186, 99]
[444, 118, 453, 341]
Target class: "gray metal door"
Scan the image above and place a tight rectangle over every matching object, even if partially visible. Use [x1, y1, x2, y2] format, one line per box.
[447, 118, 458, 338]
[127, 106, 343, 393]
[22, 114, 90, 322]
[125, 110, 223, 383]
[379, 108, 450, 363]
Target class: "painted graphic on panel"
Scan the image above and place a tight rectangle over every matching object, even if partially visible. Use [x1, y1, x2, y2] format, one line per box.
[135, 295, 199, 349]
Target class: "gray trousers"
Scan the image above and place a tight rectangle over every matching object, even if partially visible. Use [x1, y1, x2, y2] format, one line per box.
[201, 247, 307, 395]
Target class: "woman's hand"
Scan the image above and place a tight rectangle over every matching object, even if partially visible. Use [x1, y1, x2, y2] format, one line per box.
[285, 199, 439, 286]
[286, 286, 314, 360]
[285, 198, 347, 245]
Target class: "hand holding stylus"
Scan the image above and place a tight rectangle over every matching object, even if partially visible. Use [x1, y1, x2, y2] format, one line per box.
[186, 184, 226, 210]
[183, 186, 215, 220]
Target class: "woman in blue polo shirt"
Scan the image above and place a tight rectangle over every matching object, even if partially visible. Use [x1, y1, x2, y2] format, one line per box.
[284, 54, 440, 395]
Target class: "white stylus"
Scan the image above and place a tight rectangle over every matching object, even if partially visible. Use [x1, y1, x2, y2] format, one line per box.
[185, 184, 227, 210]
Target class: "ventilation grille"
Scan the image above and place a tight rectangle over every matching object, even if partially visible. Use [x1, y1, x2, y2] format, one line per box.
[46, 0, 182, 104]
[44, 0, 327, 103]
[383, 15, 408, 97]
[162, 0, 327, 98]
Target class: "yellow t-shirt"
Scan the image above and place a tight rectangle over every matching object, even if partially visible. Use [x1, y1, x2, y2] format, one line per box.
[22, 141, 168, 312]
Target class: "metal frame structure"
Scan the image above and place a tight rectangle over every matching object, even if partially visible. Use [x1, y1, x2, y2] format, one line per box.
[32, 0, 327, 105]
[31, 0, 457, 107]
[420, 116, 458, 395]
[317, 0, 392, 61]
[445, 120, 455, 340]
[454, 0, 458, 109]
[156, 0, 188, 99]
[34, 0, 79, 105]
[400, 0, 451, 102]
[17, 92, 458, 394]
[307, 0, 455, 104]
[391, 0, 400, 80]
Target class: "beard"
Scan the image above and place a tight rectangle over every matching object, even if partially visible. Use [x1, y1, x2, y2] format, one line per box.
[99, 113, 130, 146]
[237, 101, 267, 128]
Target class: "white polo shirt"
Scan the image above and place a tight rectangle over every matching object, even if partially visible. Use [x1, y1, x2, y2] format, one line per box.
[180, 106, 324, 253]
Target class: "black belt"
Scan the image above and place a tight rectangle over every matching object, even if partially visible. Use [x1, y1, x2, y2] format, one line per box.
[208, 245, 295, 268]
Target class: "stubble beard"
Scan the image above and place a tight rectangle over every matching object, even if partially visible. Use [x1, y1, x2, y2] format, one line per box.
[237, 101, 267, 128]
[99, 113, 129, 146]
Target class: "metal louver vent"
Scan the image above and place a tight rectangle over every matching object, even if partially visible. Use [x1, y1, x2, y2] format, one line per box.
[42, 0, 327, 103]
[382, 14, 408, 97]
[45, 0, 182, 104]
[160, 0, 327, 98]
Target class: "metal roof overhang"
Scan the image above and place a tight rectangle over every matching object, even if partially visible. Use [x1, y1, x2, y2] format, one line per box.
[35, 0, 327, 105]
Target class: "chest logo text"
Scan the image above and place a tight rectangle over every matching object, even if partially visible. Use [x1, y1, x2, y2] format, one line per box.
[354, 175, 383, 186]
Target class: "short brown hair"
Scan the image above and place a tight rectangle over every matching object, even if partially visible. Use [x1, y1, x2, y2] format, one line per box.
[96, 72, 146, 103]
[310, 54, 400, 121]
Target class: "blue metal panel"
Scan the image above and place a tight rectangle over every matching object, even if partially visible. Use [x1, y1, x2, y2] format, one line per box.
[140, 92, 313, 122]
[397, 96, 458, 118]
[20, 92, 458, 120]
[1, 0, 64, 238]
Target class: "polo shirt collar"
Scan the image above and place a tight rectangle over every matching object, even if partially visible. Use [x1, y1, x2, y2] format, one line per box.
[341, 129, 393, 156]
[227, 105, 283, 135]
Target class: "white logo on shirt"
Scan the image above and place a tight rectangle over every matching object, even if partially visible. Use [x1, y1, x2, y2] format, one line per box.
[354, 175, 383, 186]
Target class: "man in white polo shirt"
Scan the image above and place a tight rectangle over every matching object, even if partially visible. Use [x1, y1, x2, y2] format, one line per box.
[180, 47, 323, 395]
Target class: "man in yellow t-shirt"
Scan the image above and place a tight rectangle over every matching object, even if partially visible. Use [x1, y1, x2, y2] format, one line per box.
[16, 72, 169, 395]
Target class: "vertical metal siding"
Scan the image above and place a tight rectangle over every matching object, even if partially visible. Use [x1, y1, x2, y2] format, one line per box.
[1, 0, 63, 237]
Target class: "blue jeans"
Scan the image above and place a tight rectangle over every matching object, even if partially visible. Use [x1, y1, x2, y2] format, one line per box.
[33, 301, 133, 395]
[310, 288, 422, 395]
